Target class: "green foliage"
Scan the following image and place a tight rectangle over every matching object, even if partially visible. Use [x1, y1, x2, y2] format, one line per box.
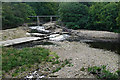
[87, 2, 118, 31]
[59, 2, 120, 32]
[27, 2, 59, 15]
[2, 47, 50, 72]
[52, 67, 61, 73]
[27, 2, 59, 22]
[88, 65, 119, 80]
[2, 2, 120, 32]
[2, 2, 36, 29]
[80, 67, 85, 71]
[52, 59, 72, 73]
[59, 2, 88, 29]
[52, 60, 60, 64]
[116, 2, 120, 32]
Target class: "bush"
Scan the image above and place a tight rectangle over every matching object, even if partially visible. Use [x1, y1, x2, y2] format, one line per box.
[88, 65, 119, 80]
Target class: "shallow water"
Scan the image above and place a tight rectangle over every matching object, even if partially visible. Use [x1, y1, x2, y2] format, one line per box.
[86, 42, 120, 54]
[11, 41, 56, 49]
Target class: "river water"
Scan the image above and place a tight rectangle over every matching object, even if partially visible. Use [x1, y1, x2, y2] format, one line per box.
[86, 42, 120, 54]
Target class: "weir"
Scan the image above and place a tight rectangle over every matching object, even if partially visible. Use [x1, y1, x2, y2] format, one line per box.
[0, 37, 42, 47]
[29, 15, 59, 26]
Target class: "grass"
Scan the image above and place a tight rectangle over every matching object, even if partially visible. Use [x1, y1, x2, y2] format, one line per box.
[80, 67, 85, 71]
[2, 47, 50, 72]
[87, 65, 120, 80]
[52, 67, 61, 73]
[52, 59, 73, 73]
[2, 47, 73, 77]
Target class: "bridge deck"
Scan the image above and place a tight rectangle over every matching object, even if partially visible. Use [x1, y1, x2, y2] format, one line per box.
[0, 37, 42, 46]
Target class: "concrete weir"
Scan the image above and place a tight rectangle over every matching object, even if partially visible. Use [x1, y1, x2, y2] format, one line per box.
[0, 37, 42, 47]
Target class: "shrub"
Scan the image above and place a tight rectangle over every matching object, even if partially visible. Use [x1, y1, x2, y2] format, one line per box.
[88, 65, 119, 80]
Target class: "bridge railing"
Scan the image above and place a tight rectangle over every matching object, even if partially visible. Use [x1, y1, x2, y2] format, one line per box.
[29, 15, 60, 26]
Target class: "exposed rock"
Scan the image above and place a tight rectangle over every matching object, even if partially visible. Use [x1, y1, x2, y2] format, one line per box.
[43, 22, 56, 30]
[26, 33, 46, 37]
[29, 26, 50, 34]
[48, 34, 60, 38]
[54, 28, 63, 33]
[49, 34, 70, 41]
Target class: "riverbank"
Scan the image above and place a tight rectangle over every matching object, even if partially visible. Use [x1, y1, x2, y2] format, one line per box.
[72, 29, 120, 42]
[1, 23, 120, 42]
[0, 26, 29, 41]
[1, 22, 120, 78]
[37, 41, 120, 78]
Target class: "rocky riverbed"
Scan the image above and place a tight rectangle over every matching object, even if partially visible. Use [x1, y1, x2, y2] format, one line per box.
[36, 41, 120, 78]
[2, 22, 120, 78]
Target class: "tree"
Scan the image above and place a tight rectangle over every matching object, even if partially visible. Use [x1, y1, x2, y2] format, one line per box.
[59, 2, 88, 29]
[87, 2, 118, 31]
[116, 2, 120, 28]
[27, 2, 59, 22]
[2, 2, 36, 29]
[27, 2, 59, 15]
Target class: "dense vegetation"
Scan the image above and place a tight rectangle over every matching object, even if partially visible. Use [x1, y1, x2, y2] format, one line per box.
[59, 2, 120, 32]
[2, 2, 59, 29]
[2, 2, 36, 29]
[27, 2, 59, 15]
[2, 2, 120, 32]
[59, 3, 89, 29]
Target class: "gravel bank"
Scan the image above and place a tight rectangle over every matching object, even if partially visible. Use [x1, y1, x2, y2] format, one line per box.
[76, 30, 119, 39]
[37, 41, 120, 78]
[0, 26, 29, 41]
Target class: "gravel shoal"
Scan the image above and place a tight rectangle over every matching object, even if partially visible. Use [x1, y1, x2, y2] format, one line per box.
[37, 41, 120, 78]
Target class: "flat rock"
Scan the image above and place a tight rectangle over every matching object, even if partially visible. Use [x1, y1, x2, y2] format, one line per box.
[49, 34, 70, 41]
[26, 33, 46, 37]
[0, 37, 42, 46]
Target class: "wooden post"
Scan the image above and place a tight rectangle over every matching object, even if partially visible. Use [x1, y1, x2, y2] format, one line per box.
[37, 16, 40, 26]
[50, 17, 52, 22]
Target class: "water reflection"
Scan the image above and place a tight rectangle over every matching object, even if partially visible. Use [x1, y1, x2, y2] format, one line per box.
[86, 42, 120, 54]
